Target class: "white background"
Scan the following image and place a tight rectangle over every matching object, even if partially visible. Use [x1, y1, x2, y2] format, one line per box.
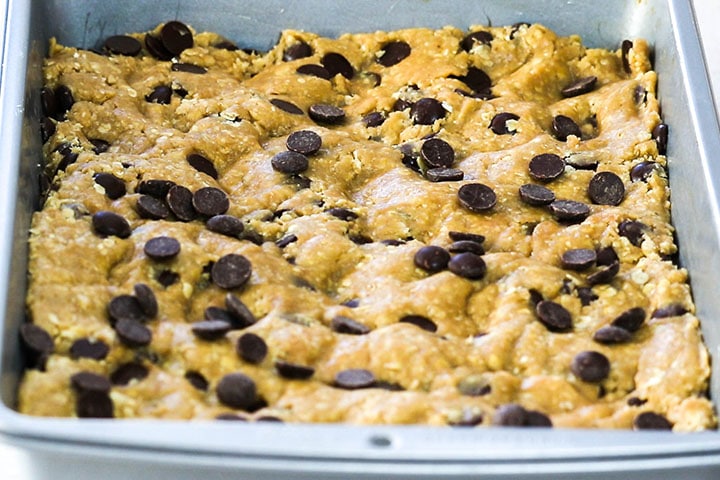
[1, 0, 720, 477]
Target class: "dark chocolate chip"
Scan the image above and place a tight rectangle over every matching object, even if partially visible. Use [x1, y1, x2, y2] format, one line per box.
[92, 173, 126, 200]
[551, 115, 582, 141]
[107, 295, 146, 325]
[457, 376, 491, 397]
[192, 187, 229, 217]
[426, 167, 464, 182]
[216, 372, 258, 410]
[161, 21, 194, 56]
[399, 314, 438, 332]
[577, 287, 599, 306]
[114, 318, 152, 347]
[588, 171, 625, 206]
[461, 30, 493, 51]
[308, 104, 346, 125]
[276, 234, 298, 248]
[628, 397, 648, 407]
[448, 252, 487, 280]
[136, 195, 170, 220]
[571, 350, 610, 382]
[19, 323, 54, 367]
[349, 234, 373, 245]
[393, 98, 414, 112]
[548, 199, 591, 223]
[225, 293, 257, 328]
[448, 410, 484, 427]
[334, 368, 375, 389]
[326, 207, 358, 221]
[448, 240, 485, 255]
[525, 410, 553, 427]
[270, 98, 304, 115]
[341, 298, 361, 307]
[185, 370, 209, 391]
[71, 371, 111, 394]
[215, 413, 248, 421]
[236, 333, 268, 364]
[90, 138, 110, 154]
[529, 153, 565, 182]
[587, 260, 620, 285]
[171, 63, 207, 74]
[561, 76, 597, 98]
[145, 85, 173, 104]
[241, 229, 265, 246]
[144, 236, 181, 260]
[535, 300, 572, 331]
[156, 269, 180, 287]
[283, 41, 312, 61]
[633, 411, 673, 430]
[363, 111, 386, 127]
[595, 246, 619, 266]
[519, 183, 555, 206]
[451, 67, 492, 96]
[510, 22, 531, 38]
[138, 179, 176, 198]
[421, 138, 455, 168]
[377, 41, 411, 67]
[410, 98, 446, 125]
[621, 40, 633, 74]
[70, 338, 110, 360]
[560, 248, 597, 271]
[75, 390, 114, 418]
[618, 220, 646, 246]
[630, 161, 658, 182]
[593, 325, 633, 344]
[275, 360, 315, 380]
[92, 210, 132, 238]
[145, 33, 174, 61]
[634, 85, 648, 105]
[103, 35, 142, 56]
[489, 112, 519, 135]
[187, 153, 218, 179]
[528, 289, 544, 308]
[41, 86, 58, 117]
[55, 85, 74, 117]
[414, 245, 450, 273]
[110, 362, 149, 385]
[331, 315, 371, 335]
[492, 403, 528, 426]
[40, 116, 56, 142]
[651, 303, 688, 319]
[286, 130, 322, 155]
[321, 52, 354, 79]
[191, 319, 232, 341]
[206, 214, 244, 237]
[205, 306, 236, 323]
[211, 254, 252, 289]
[134, 283, 158, 319]
[457, 183, 497, 212]
[166, 185, 197, 221]
[652, 123, 669, 155]
[448, 231, 485, 244]
[296, 64, 331, 80]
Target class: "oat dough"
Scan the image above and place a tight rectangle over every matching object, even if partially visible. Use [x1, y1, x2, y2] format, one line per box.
[20, 21, 716, 430]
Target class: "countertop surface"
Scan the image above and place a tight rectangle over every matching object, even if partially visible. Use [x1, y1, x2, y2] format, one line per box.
[1, 0, 720, 478]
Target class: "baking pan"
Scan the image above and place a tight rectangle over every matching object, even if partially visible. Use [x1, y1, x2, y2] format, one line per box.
[1, 0, 720, 478]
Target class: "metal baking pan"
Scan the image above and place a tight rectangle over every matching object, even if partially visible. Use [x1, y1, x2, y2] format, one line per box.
[1, 0, 720, 478]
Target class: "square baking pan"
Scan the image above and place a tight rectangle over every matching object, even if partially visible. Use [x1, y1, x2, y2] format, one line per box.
[2, 0, 720, 478]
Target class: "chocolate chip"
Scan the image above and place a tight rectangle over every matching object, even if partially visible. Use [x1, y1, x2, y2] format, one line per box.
[236, 333, 268, 364]
[630, 161, 658, 182]
[457, 183, 497, 212]
[92, 210, 131, 238]
[296, 64, 331, 80]
[377, 41, 411, 66]
[595, 246, 619, 266]
[270, 98, 304, 115]
[185, 370, 209, 391]
[171, 63, 207, 74]
[321, 52, 354, 79]
[205, 306, 236, 323]
[448, 240, 485, 255]
[399, 314, 438, 332]
[363, 111, 386, 127]
[451, 67, 492, 96]
[103, 34, 142, 56]
[92, 173, 126, 200]
[548, 199, 591, 223]
[206, 214, 244, 238]
[561, 76, 597, 98]
[461, 30, 493, 51]
[241, 229, 265, 246]
[334, 369, 375, 389]
[529, 153, 565, 181]
[191, 320, 232, 341]
[138, 179, 176, 198]
[633, 411, 673, 430]
[308, 104, 346, 125]
[621, 40, 633, 74]
[653, 123, 669, 155]
[492, 404, 529, 426]
[651, 303, 688, 319]
[144, 236, 181, 260]
[628, 397, 648, 407]
[510, 22, 531, 38]
[588, 171, 625, 206]
[519, 183, 555, 206]
[425, 167, 464, 182]
[420, 138, 455, 168]
[145, 85, 172, 104]
[55, 85, 74, 117]
[283, 41, 312, 61]
[331, 315, 370, 335]
[341, 298, 361, 307]
[166, 185, 196, 221]
[571, 351, 610, 382]
[19, 323, 54, 368]
[134, 283, 158, 319]
[535, 300, 572, 331]
[75, 391, 114, 418]
[457, 376, 491, 397]
[90, 139, 109, 154]
[41, 86, 57, 117]
[560, 248, 597, 271]
[70, 338, 110, 360]
[225, 293, 257, 328]
[326, 207, 358, 221]
[107, 295, 146, 325]
[156, 270, 179, 287]
[40, 116, 55, 142]
[414, 245, 450, 273]
[114, 318, 152, 347]
[349, 234, 373, 245]
[587, 260, 620, 285]
[160, 21, 193, 56]
[410, 98, 446, 125]
[393, 98, 413, 112]
[448, 252, 487, 280]
[215, 413, 248, 421]
[216, 372, 259, 410]
[618, 220, 646, 246]
[593, 325, 633, 344]
[276, 234, 298, 248]
[187, 153, 218, 179]
[448, 231, 486, 244]
[577, 287, 599, 306]
[136, 195, 170, 220]
[71, 371, 112, 394]
[145, 33, 174, 60]
[275, 360, 315, 380]
[110, 362, 149, 385]
[286, 130, 322, 155]
[211, 254, 252, 290]
[489, 112, 519, 135]
[192, 187, 229, 217]
[551, 115, 582, 141]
